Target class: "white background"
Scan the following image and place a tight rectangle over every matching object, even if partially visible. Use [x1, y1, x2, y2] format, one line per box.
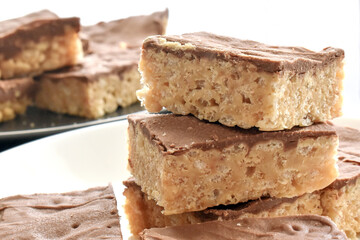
[2, 0, 359, 117]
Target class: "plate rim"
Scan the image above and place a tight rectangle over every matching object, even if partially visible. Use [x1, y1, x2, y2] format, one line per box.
[0, 108, 145, 140]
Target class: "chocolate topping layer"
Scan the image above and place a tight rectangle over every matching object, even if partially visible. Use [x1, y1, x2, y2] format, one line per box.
[0, 77, 36, 102]
[82, 9, 168, 53]
[140, 215, 347, 240]
[0, 185, 122, 239]
[40, 48, 140, 82]
[326, 125, 360, 190]
[128, 113, 337, 156]
[0, 10, 80, 60]
[143, 32, 344, 73]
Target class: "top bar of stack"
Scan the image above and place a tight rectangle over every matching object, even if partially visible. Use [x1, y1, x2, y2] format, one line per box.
[0, 10, 82, 79]
[137, 32, 344, 131]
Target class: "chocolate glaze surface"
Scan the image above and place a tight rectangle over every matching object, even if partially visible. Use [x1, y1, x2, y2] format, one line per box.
[0, 185, 122, 239]
[326, 125, 360, 190]
[0, 77, 36, 102]
[0, 10, 80, 59]
[143, 32, 344, 73]
[128, 113, 336, 156]
[140, 215, 347, 240]
[82, 9, 168, 52]
[40, 48, 140, 82]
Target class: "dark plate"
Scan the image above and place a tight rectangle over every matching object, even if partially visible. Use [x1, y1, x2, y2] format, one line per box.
[0, 103, 144, 140]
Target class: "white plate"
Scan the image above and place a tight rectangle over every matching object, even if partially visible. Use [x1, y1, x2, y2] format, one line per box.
[0, 116, 359, 239]
[0, 119, 133, 239]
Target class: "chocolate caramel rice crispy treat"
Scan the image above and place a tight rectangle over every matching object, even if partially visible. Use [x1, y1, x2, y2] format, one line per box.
[139, 215, 347, 240]
[0, 10, 82, 79]
[127, 113, 338, 215]
[35, 10, 168, 118]
[123, 178, 322, 236]
[137, 32, 344, 131]
[0, 77, 36, 122]
[0, 185, 122, 240]
[35, 49, 141, 118]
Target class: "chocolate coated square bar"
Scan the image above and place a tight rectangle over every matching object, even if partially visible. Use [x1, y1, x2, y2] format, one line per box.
[123, 178, 322, 236]
[35, 10, 168, 118]
[0, 10, 82, 79]
[0, 185, 122, 239]
[127, 113, 338, 214]
[137, 32, 344, 131]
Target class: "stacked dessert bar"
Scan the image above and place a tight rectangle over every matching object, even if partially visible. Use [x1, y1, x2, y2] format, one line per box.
[124, 32, 359, 239]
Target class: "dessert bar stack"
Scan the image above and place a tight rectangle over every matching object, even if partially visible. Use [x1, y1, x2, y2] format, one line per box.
[125, 124, 360, 239]
[123, 32, 359, 239]
[0, 10, 82, 122]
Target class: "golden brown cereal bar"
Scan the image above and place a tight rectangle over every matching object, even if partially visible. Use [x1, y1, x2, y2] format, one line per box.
[0, 77, 35, 122]
[137, 32, 344, 131]
[35, 10, 169, 118]
[123, 178, 322, 236]
[0, 10, 82, 79]
[127, 113, 338, 215]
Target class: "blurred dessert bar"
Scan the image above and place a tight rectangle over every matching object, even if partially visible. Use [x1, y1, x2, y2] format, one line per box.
[0, 78, 36, 122]
[0, 10, 82, 79]
[139, 215, 347, 240]
[137, 32, 344, 131]
[0, 185, 122, 239]
[127, 113, 338, 215]
[35, 50, 141, 118]
[123, 178, 322, 235]
[321, 125, 360, 239]
[82, 9, 168, 52]
[35, 10, 168, 118]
